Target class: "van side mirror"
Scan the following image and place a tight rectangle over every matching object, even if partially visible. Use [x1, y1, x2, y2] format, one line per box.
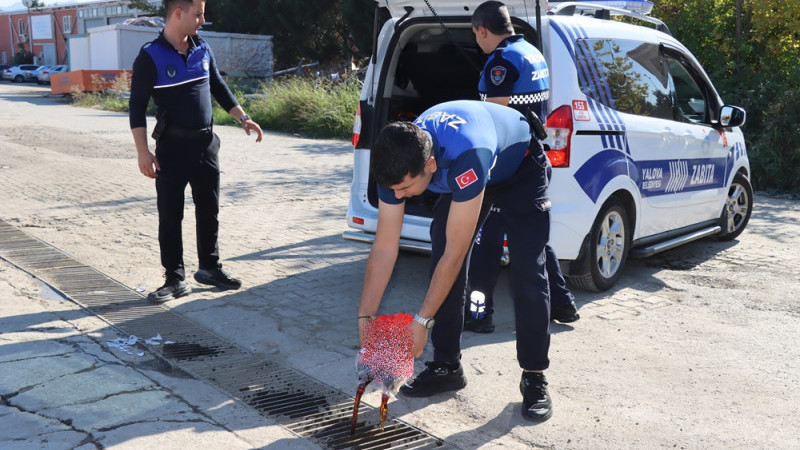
[718, 105, 746, 128]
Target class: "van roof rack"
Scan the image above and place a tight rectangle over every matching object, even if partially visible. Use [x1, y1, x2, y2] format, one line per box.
[550, 1, 671, 35]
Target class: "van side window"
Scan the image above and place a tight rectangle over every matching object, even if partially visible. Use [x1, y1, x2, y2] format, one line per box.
[666, 57, 707, 124]
[575, 38, 672, 119]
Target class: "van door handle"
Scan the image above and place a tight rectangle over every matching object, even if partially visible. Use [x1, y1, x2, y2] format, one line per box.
[661, 127, 676, 144]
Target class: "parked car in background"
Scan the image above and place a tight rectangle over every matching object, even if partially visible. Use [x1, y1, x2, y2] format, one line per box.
[32, 65, 51, 75]
[37, 65, 69, 84]
[2, 65, 41, 82]
[30, 65, 51, 81]
[0, 64, 12, 77]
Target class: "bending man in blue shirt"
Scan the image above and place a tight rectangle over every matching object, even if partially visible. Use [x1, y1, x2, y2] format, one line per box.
[357, 100, 554, 422]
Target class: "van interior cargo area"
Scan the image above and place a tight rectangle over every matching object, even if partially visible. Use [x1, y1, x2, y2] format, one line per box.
[368, 21, 536, 217]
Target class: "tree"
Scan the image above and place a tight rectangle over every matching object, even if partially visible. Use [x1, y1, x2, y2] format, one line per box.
[14, 43, 33, 64]
[128, 0, 164, 16]
[126, 1, 377, 70]
[211, 0, 376, 69]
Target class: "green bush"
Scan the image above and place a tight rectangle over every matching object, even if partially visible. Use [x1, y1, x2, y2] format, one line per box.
[746, 82, 800, 192]
[216, 76, 361, 139]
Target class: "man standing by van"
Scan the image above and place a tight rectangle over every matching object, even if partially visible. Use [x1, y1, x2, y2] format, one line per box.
[358, 100, 554, 422]
[466, 1, 579, 334]
[129, 0, 263, 303]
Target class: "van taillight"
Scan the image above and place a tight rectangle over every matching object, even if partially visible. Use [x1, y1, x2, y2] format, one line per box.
[352, 103, 361, 148]
[545, 105, 573, 168]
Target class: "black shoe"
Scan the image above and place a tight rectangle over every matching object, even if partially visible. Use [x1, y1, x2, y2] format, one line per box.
[193, 268, 242, 291]
[399, 361, 467, 397]
[464, 313, 495, 333]
[520, 372, 553, 422]
[147, 279, 191, 304]
[551, 301, 580, 323]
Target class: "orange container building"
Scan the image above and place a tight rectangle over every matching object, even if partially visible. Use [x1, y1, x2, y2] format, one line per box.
[50, 70, 131, 95]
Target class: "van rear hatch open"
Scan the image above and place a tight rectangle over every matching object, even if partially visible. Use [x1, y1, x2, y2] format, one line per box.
[362, 13, 537, 216]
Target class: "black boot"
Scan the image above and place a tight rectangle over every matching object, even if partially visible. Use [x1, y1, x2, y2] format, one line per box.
[399, 361, 467, 397]
[520, 371, 553, 422]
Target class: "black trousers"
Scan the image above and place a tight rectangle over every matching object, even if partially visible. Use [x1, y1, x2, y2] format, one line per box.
[154, 131, 221, 281]
[429, 155, 552, 371]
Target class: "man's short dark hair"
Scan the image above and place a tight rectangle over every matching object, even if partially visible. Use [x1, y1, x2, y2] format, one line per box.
[471, 1, 514, 35]
[164, 0, 194, 17]
[371, 121, 432, 187]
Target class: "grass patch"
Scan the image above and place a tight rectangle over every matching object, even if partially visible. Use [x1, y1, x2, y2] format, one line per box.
[244, 77, 361, 139]
[69, 72, 143, 113]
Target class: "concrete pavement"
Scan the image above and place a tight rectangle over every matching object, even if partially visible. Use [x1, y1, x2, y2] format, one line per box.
[0, 259, 318, 449]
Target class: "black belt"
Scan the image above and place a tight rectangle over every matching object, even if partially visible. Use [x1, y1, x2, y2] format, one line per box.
[163, 126, 213, 140]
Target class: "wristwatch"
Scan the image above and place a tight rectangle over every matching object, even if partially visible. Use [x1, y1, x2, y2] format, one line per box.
[238, 114, 251, 124]
[413, 313, 435, 330]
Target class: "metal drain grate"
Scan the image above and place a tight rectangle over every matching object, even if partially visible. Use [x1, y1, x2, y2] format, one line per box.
[0, 220, 449, 449]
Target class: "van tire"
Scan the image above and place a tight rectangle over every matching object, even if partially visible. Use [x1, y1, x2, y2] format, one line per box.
[715, 172, 753, 241]
[570, 197, 630, 292]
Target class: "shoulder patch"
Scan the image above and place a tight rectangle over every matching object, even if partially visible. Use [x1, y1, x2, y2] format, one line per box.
[455, 168, 479, 189]
[490, 66, 507, 86]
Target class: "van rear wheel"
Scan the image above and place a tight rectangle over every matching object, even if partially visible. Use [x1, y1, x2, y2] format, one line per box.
[571, 197, 630, 292]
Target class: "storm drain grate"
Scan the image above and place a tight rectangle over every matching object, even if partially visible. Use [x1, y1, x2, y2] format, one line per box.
[0, 220, 449, 449]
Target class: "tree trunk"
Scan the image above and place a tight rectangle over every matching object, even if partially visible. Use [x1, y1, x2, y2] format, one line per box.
[735, 0, 743, 41]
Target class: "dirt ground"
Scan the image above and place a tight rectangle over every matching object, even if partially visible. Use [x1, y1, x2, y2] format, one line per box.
[1, 82, 799, 449]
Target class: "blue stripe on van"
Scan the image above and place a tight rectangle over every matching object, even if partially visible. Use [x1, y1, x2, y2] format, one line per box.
[550, 19, 576, 61]
[563, 25, 629, 154]
[725, 142, 746, 185]
[637, 158, 727, 196]
[574, 149, 635, 203]
[574, 151, 728, 203]
[574, 35, 614, 110]
[587, 99, 629, 155]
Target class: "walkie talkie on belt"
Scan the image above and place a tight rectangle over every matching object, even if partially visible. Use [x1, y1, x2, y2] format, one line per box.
[525, 108, 548, 141]
[525, 108, 550, 173]
[151, 109, 166, 141]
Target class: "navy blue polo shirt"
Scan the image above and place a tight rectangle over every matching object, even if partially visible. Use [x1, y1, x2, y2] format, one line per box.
[377, 101, 531, 205]
[129, 32, 237, 131]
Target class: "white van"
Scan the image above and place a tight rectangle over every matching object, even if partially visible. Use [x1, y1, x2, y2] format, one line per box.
[344, 0, 752, 291]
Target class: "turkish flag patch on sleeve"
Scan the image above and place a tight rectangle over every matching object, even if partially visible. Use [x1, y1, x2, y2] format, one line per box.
[455, 168, 479, 189]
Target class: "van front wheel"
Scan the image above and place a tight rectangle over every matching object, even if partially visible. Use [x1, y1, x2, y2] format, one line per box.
[571, 197, 630, 292]
[716, 172, 753, 241]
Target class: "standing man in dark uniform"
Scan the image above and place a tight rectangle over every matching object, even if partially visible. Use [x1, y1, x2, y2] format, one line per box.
[129, 0, 263, 303]
[359, 100, 555, 422]
[465, 1, 579, 333]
